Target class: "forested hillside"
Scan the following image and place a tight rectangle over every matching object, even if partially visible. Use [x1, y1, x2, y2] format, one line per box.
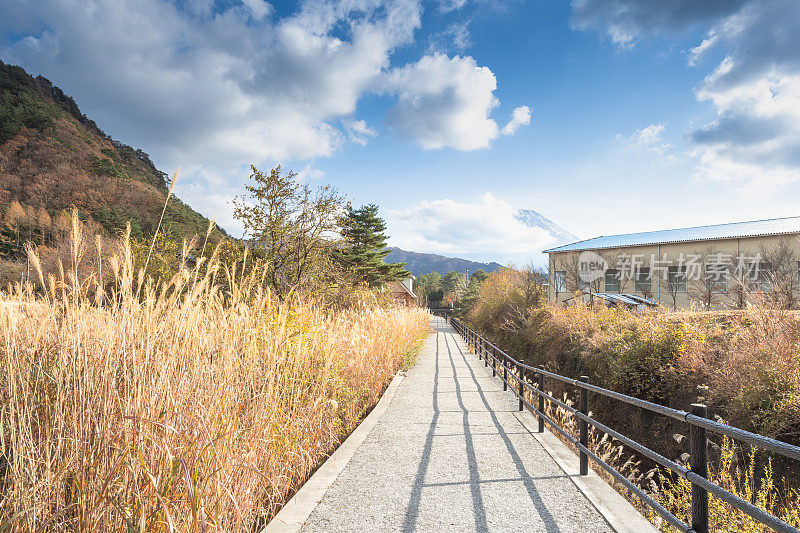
[385, 247, 502, 276]
[0, 61, 221, 254]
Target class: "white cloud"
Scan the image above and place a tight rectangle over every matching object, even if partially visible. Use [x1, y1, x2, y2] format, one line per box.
[630, 123, 664, 145]
[687, 0, 800, 193]
[295, 163, 327, 183]
[426, 21, 472, 54]
[343, 119, 377, 146]
[573, 0, 800, 196]
[438, 0, 469, 13]
[241, 0, 273, 21]
[383, 53, 501, 150]
[1, 0, 528, 230]
[387, 193, 557, 261]
[626, 123, 673, 157]
[569, 0, 748, 48]
[3, 0, 422, 167]
[501, 105, 532, 136]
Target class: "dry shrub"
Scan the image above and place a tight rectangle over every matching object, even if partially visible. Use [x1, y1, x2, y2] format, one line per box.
[648, 437, 800, 532]
[0, 221, 430, 531]
[466, 267, 800, 530]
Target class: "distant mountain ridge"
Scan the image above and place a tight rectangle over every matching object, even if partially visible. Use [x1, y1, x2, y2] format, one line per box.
[514, 209, 578, 245]
[385, 248, 502, 277]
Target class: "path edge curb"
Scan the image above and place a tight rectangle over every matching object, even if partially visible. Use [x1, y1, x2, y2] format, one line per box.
[513, 410, 659, 533]
[263, 372, 405, 533]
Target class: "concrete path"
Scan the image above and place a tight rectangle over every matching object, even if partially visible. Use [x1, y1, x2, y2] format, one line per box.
[300, 316, 614, 532]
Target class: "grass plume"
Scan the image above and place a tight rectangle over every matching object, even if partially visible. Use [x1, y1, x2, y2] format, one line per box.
[0, 219, 429, 531]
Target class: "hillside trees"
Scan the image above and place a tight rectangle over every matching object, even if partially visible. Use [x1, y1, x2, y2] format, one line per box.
[333, 203, 409, 287]
[233, 165, 344, 297]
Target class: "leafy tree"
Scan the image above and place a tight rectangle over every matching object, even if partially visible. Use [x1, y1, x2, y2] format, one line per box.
[415, 271, 444, 307]
[233, 165, 343, 297]
[334, 203, 409, 287]
[442, 271, 465, 297]
[459, 269, 489, 313]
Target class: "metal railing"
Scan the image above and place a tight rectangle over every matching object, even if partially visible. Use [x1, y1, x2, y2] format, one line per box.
[448, 316, 800, 533]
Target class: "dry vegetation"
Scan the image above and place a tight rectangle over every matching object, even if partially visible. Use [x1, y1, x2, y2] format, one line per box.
[0, 219, 430, 531]
[464, 267, 800, 531]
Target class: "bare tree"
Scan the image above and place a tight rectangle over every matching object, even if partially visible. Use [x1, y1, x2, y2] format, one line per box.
[758, 238, 799, 309]
[661, 267, 681, 310]
[687, 248, 726, 310]
[520, 263, 547, 307]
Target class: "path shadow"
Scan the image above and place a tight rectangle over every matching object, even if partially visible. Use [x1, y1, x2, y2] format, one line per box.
[446, 328, 563, 533]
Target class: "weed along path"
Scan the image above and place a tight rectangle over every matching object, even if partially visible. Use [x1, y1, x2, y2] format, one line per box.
[270, 316, 647, 532]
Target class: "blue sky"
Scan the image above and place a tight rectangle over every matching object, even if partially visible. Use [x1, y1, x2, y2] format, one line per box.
[3, 0, 800, 265]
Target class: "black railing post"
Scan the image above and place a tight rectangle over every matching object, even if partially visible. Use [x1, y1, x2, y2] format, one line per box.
[579, 376, 589, 475]
[538, 366, 545, 433]
[502, 351, 507, 391]
[491, 343, 496, 377]
[518, 364, 524, 411]
[690, 404, 709, 533]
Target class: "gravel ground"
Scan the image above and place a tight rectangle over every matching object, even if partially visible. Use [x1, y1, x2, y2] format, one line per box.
[302, 316, 613, 532]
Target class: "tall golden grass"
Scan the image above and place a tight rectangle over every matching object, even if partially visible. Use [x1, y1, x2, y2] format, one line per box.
[0, 219, 429, 531]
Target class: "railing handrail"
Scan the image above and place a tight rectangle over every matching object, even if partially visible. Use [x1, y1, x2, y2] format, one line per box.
[447, 316, 800, 533]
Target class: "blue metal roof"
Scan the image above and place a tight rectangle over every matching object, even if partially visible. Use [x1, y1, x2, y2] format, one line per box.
[544, 215, 800, 253]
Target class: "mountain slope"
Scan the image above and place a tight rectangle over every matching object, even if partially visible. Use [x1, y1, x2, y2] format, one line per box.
[0, 61, 221, 244]
[514, 209, 577, 245]
[385, 247, 502, 277]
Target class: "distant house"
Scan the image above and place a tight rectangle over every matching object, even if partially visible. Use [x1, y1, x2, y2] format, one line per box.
[388, 277, 417, 307]
[544, 216, 800, 310]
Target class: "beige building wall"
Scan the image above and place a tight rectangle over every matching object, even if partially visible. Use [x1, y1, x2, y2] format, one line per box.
[547, 234, 800, 309]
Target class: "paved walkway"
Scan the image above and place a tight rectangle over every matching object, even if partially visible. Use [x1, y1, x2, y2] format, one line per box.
[301, 317, 613, 532]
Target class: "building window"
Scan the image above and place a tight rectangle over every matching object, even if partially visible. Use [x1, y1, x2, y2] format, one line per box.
[635, 267, 651, 293]
[604, 269, 620, 293]
[705, 264, 727, 292]
[553, 271, 566, 293]
[667, 266, 687, 293]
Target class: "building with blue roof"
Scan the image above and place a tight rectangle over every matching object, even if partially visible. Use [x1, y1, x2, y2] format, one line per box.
[545, 216, 800, 309]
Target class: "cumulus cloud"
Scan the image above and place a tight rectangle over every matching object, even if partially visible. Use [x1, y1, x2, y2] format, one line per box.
[570, 0, 748, 47]
[387, 193, 558, 259]
[3, 0, 422, 166]
[688, 0, 800, 192]
[573, 0, 800, 194]
[501, 105, 532, 136]
[383, 54, 501, 150]
[1, 0, 528, 229]
[1, 0, 521, 163]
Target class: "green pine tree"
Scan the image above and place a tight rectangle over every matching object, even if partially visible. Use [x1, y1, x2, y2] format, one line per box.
[335, 203, 410, 286]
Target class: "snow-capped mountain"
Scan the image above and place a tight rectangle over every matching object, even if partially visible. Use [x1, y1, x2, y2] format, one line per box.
[514, 209, 578, 246]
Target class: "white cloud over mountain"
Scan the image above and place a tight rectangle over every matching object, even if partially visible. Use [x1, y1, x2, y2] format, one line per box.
[387, 193, 558, 263]
[572, 0, 800, 195]
[2, 0, 529, 172]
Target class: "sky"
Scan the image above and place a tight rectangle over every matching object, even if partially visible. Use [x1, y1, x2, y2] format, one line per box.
[3, 0, 800, 266]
